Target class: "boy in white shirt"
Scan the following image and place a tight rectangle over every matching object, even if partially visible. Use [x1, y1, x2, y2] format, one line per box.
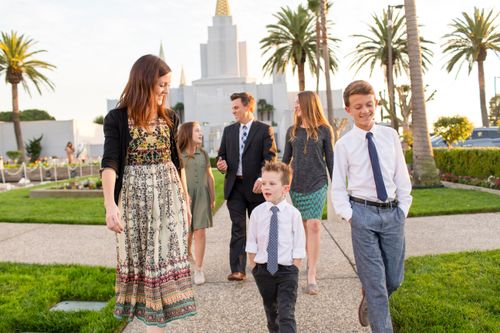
[246, 161, 306, 333]
[332, 80, 412, 333]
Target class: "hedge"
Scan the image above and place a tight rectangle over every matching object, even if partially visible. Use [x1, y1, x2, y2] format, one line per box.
[405, 148, 500, 178]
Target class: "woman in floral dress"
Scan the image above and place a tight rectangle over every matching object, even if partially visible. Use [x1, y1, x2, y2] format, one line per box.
[101, 55, 196, 332]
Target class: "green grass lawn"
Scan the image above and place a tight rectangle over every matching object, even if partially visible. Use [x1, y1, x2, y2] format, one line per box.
[408, 188, 500, 217]
[0, 171, 226, 225]
[0, 262, 126, 333]
[1, 178, 499, 224]
[321, 187, 500, 219]
[213, 169, 225, 211]
[391, 250, 500, 332]
[0, 180, 105, 224]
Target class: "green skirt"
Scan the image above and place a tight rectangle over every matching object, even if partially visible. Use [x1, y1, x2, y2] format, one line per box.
[290, 184, 327, 220]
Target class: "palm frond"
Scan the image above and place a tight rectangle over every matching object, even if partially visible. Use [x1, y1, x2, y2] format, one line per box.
[442, 7, 500, 74]
[350, 9, 434, 79]
[260, 4, 339, 81]
[0, 30, 55, 95]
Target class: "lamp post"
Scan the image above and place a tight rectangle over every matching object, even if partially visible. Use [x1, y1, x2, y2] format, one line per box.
[387, 4, 404, 132]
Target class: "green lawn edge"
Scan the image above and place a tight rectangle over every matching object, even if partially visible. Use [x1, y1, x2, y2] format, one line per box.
[391, 249, 500, 332]
[1, 177, 499, 224]
[0, 262, 127, 333]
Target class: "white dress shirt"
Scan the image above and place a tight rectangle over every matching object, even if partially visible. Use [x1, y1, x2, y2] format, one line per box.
[331, 124, 413, 221]
[246, 199, 306, 265]
[237, 120, 253, 176]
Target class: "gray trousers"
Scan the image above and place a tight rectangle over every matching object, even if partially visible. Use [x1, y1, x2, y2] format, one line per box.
[351, 201, 406, 333]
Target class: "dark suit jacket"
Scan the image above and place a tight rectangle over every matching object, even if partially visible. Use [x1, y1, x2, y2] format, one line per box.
[217, 120, 277, 201]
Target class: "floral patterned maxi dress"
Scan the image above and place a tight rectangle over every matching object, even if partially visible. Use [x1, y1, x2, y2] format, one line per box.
[114, 118, 196, 327]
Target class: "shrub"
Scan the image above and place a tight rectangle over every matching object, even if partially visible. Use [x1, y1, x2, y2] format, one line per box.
[433, 115, 473, 148]
[6, 150, 21, 161]
[210, 157, 217, 168]
[25, 135, 43, 163]
[405, 148, 500, 178]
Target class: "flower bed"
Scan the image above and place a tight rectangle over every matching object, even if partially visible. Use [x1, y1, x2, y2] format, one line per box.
[440, 173, 500, 190]
[29, 179, 103, 198]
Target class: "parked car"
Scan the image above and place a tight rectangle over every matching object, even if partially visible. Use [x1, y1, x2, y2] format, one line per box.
[431, 135, 447, 148]
[458, 127, 500, 147]
[431, 127, 500, 148]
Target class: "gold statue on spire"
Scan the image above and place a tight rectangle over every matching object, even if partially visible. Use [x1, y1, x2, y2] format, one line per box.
[215, 0, 230, 16]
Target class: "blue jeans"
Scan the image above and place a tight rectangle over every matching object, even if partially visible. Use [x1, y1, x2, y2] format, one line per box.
[350, 200, 405, 333]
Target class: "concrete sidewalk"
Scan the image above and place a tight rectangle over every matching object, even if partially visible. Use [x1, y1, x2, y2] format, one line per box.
[1, 206, 499, 332]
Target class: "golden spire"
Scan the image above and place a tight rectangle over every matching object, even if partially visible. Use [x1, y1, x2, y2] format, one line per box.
[215, 0, 230, 16]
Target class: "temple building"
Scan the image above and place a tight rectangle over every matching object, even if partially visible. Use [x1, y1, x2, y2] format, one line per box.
[109, 0, 347, 154]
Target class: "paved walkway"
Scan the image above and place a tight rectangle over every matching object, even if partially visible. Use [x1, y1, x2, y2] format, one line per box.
[1, 206, 499, 332]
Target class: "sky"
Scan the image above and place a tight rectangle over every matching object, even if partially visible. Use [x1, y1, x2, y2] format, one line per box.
[0, 0, 499, 128]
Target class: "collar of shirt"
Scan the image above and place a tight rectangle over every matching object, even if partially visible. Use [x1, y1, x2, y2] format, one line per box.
[352, 123, 381, 139]
[240, 120, 253, 131]
[182, 147, 201, 158]
[263, 198, 288, 213]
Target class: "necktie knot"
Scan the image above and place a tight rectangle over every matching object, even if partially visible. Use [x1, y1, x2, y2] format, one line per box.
[270, 206, 279, 214]
[366, 132, 373, 139]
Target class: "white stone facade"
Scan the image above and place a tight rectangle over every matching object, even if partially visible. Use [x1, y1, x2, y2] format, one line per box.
[0, 120, 103, 159]
[108, 1, 349, 155]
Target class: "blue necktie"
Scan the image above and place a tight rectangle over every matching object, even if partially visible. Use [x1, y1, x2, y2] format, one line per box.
[267, 206, 279, 275]
[366, 132, 388, 202]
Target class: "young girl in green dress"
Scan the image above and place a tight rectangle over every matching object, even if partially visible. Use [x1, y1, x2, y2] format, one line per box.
[177, 121, 215, 285]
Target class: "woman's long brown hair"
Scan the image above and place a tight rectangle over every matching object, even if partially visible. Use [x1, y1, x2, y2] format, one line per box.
[117, 54, 172, 128]
[290, 91, 333, 144]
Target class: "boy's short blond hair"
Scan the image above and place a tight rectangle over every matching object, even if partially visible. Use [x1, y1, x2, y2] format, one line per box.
[343, 80, 376, 107]
[262, 161, 291, 185]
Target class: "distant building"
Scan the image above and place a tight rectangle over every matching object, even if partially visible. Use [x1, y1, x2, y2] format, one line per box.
[107, 0, 350, 154]
[0, 120, 103, 159]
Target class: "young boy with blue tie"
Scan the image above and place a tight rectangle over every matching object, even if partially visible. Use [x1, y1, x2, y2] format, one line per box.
[246, 161, 306, 333]
[332, 80, 412, 333]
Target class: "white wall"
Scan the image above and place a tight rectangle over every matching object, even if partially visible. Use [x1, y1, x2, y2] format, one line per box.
[0, 120, 103, 159]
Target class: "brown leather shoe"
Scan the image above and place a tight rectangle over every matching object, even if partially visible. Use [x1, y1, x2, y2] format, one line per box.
[358, 288, 369, 327]
[227, 272, 246, 281]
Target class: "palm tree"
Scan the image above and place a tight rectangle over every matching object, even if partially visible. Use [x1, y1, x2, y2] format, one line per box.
[350, 9, 433, 132]
[320, 0, 335, 126]
[442, 7, 500, 128]
[0, 31, 55, 162]
[404, 0, 440, 186]
[307, 0, 322, 93]
[260, 5, 338, 92]
[0, 52, 5, 73]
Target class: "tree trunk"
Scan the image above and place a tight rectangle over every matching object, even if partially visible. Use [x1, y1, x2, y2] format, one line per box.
[404, 0, 440, 187]
[477, 60, 489, 127]
[315, 17, 321, 93]
[298, 62, 306, 92]
[385, 66, 400, 132]
[320, 0, 334, 126]
[11, 83, 26, 162]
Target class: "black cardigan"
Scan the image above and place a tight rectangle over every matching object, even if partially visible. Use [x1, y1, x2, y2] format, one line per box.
[101, 107, 182, 204]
